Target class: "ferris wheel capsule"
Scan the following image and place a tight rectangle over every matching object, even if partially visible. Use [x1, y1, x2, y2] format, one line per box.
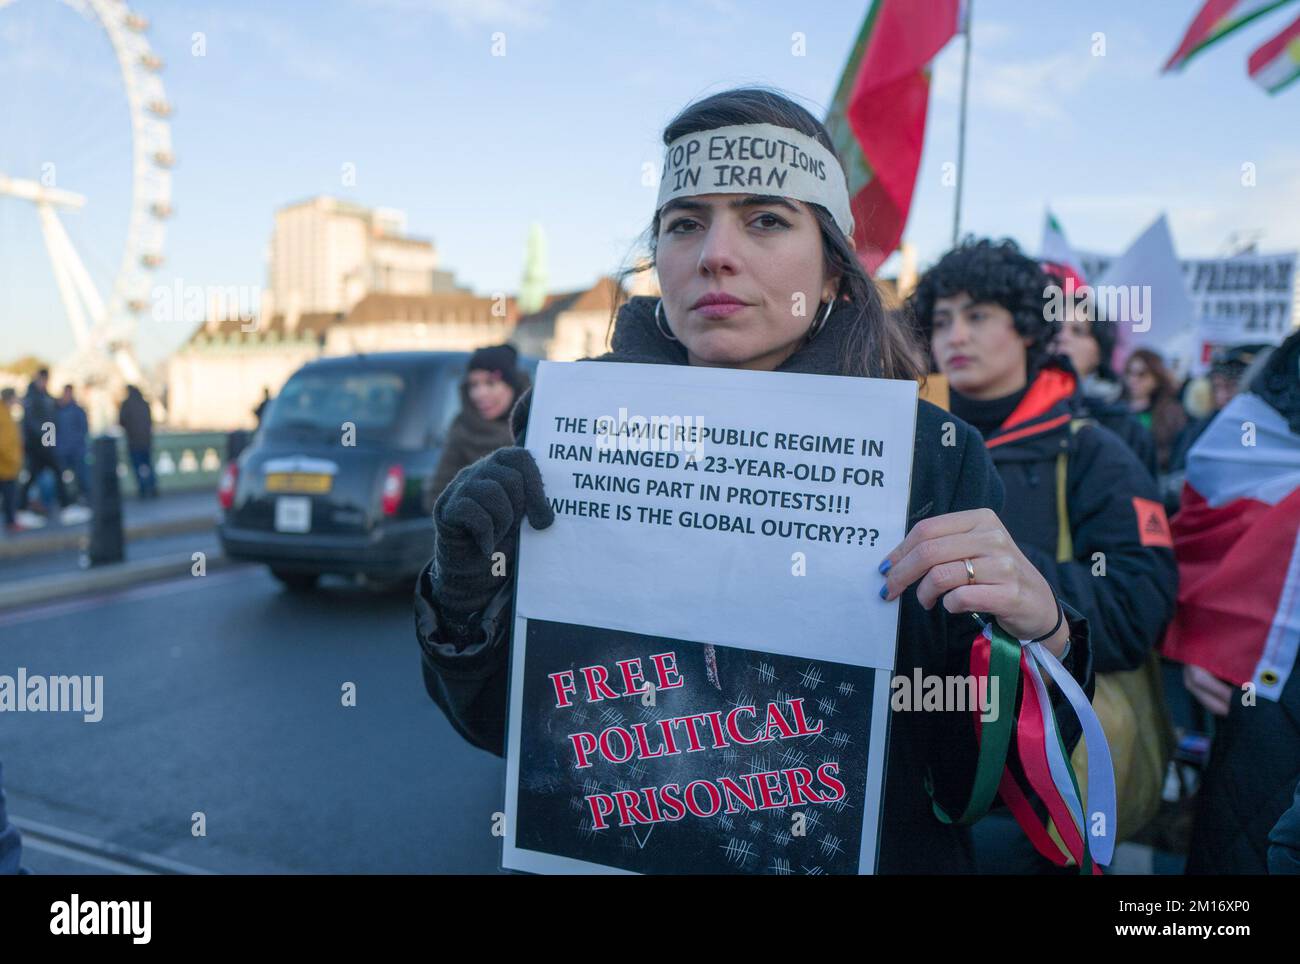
[0, 0, 175, 427]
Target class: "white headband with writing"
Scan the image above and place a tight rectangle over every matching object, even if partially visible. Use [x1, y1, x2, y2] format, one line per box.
[655, 122, 855, 237]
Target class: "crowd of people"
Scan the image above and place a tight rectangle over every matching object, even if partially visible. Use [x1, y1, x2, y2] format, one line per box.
[413, 87, 1300, 875]
[5, 86, 1293, 877]
[908, 238, 1298, 873]
[0, 368, 159, 535]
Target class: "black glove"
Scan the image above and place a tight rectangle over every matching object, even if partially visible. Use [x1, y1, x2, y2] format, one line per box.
[429, 446, 554, 614]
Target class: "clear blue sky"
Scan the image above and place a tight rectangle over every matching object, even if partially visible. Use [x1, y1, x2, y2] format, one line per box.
[2, 0, 1298, 368]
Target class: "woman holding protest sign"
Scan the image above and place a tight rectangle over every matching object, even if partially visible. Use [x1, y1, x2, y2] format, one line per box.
[415, 87, 1097, 874]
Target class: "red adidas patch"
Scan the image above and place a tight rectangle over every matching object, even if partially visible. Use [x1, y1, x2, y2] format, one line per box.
[1132, 496, 1173, 548]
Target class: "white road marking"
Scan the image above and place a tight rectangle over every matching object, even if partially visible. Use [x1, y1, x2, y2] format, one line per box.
[11, 815, 216, 875]
[0, 565, 260, 629]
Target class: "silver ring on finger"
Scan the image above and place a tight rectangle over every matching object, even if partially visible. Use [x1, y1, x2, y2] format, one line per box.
[963, 558, 977, 585]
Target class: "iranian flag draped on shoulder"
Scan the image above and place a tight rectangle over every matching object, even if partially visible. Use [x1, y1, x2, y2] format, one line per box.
[1163, 332, 1300, 700]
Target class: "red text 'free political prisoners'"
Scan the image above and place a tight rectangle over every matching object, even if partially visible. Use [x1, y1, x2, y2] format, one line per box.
[548, 653, 848, 831]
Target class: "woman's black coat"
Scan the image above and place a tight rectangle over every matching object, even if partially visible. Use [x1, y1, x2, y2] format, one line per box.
[414, 295, 1093, 873]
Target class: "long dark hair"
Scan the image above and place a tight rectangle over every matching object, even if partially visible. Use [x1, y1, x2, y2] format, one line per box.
[1126, 347, 1180, 406]
[617, 87, 922, 382]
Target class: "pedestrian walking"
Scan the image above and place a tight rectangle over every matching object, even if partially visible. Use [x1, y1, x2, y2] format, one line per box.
[56, 383, 91, 504]
[119, 384, 157, 499]
[0, 387, 22, 534]
[16, 368, 69, 515]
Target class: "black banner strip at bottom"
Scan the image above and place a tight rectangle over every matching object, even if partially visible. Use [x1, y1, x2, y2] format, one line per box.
[1, 872, 1283, 947]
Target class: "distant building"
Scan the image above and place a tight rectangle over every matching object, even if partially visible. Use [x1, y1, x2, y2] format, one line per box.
[166, 275, 644, 429]
[165, 312, 335, 431]
[324, 291, 515, 356]
[514, 272, 655, 361]
[166, 192, 665, 431]
[265, 196, 454, 317]
[166, 291, 516, 430]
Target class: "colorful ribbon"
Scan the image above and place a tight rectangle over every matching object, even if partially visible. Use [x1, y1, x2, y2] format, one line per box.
[1022, 634, 1117, 867]
[926, 618, 1116, 873]
[927, 619, 1020, 826]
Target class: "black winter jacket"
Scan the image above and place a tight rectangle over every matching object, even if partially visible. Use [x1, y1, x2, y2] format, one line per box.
[21, 385, 57, 448]
[1077, 378, 1157, 480]
[118, 389, 153, 450]
[1189, 672, 1300, 874]
[1268, 777, 1300, 873]
[415, 296, 1094, 873]
[974, 363, 1177, 674]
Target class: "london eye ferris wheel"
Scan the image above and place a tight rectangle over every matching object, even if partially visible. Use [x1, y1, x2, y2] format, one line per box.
[0, 0, 173, 425]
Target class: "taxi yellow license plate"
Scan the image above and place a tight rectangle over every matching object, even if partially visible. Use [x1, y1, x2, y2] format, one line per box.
[265, 472, 332, 494]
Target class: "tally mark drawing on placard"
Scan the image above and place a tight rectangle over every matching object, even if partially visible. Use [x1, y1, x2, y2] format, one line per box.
[816, 696, 840, 718]
[721, 838, 757, 866]
[820, 834, 846, 859]
[798, 664, 824, 690]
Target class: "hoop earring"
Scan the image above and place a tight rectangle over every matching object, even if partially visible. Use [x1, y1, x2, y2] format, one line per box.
[655, 299, 679, 342]
[807, 298, 835, 341]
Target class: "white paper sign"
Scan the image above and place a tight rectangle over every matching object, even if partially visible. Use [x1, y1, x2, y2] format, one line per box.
[515, 361, 918, 669]
[1081, 246, 1298, 370]
[502, 361, 919, 876]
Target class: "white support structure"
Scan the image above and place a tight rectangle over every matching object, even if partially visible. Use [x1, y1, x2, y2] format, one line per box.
[0, 0, 173, 429]
[36, 203, 93, 352]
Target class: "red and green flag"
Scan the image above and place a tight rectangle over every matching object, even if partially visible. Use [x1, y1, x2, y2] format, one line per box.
[1249, 12, 1300, 92]
[825, 0, 964, 274]
[1163, 0, 1299, 71]
[1039, 211, 1087, 286]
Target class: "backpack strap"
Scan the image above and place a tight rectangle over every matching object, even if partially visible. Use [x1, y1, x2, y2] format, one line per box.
[1054, 418, 1093, 564]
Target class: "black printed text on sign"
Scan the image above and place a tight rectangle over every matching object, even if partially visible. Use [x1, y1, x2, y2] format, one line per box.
[503, 361, 918, 873]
